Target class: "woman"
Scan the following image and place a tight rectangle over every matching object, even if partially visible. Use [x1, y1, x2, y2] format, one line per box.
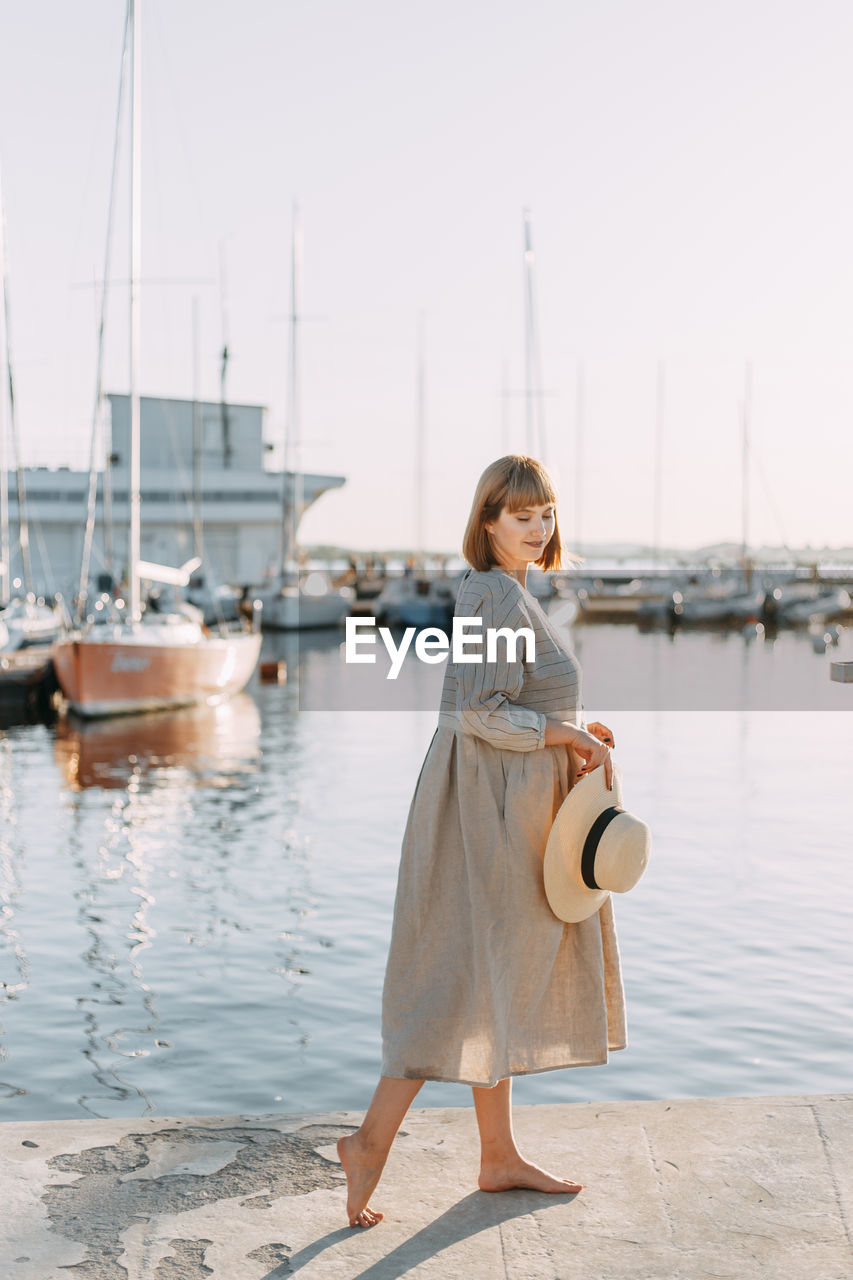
[338, 455, 624, 1227]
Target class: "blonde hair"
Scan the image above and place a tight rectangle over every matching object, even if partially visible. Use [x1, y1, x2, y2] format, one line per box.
[462, 455, 564, 572]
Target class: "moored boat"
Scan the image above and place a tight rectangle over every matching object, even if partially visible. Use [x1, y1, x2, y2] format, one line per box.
[258, 574, 352, 630]
[52, 0, 261, 718]
[778, 586, 850, 626]
[0, 596, 64, 650]
[52, 617, 261, 718]
[373, 573, 458, 629]
[576, 576, 676, 622]
[0, 645, 58, 723]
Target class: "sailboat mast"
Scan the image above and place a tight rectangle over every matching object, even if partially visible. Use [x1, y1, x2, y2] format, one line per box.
[741, 360, 752, 585]
[522, 208, 546, 460]
[279, 204, 302, 579]
[218, 240, 231, 469]
[523, 209, 535, 454]
[652, 360, 665, 568]
[291, 208, 304, 574]
[192, 294, 204, 563]
[415, 312, 425, 560]
[128, 0, 142, 622]
[0, 167, 33, 598]
[574, 359, 584, 558]
[0, 168, 9, 602]
[76, 2, 130, 622]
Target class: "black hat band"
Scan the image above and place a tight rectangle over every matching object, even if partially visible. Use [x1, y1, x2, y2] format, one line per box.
[581, 806, 625, 890]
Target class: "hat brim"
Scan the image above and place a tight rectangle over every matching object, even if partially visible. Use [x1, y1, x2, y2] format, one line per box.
[544, 763, 623, 923]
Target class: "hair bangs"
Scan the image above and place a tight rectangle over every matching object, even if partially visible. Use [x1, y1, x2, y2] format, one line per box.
[503, 459, 557, 513]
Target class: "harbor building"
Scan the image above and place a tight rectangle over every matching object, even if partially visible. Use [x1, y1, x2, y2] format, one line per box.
[3, 394, 345, 598]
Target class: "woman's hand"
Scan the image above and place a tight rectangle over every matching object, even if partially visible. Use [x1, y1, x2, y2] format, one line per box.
[586, 721, 615, 748]
[569, 727, 613, 790]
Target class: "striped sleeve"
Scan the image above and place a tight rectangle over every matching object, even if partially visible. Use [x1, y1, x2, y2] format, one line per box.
[454, 578, 546, 752]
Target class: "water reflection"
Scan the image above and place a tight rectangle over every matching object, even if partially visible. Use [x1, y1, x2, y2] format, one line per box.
[54, 695, 262, 791]
[251, 645, 324, 1082]
[56, 696, 263, 1116]
[572, 621, 849, 711]
[66, 796, 160, 1117]
[0, 735, 29, 1100]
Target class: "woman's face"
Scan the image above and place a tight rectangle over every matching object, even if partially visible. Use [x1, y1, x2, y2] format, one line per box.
[485, 502, 556, 571]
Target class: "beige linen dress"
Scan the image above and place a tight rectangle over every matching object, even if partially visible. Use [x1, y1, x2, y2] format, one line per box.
[381, 567, 626, 1088]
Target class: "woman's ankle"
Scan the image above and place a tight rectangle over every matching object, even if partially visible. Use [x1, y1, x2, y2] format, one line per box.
[478, 1140, 522, 1168]
[348, 1127, 391, 1165]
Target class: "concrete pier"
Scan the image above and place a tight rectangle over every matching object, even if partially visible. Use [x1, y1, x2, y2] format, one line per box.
[1, 1094, 851, 1278]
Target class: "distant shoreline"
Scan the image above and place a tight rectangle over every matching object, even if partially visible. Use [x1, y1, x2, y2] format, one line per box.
[304, 542, 853, 570]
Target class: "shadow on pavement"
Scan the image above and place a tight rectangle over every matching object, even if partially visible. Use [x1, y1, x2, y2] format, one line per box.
[284, 1186, 580, 1277]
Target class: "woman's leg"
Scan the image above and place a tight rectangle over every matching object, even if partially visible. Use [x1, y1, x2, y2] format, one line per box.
[473, 1077, 583, 1194]
[337, 1076, 424, 1226]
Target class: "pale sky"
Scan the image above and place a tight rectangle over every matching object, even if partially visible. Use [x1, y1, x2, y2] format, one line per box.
[1, 0, 852, 554]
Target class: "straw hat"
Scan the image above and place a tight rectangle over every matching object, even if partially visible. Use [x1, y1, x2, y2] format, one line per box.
[543, 763, 650, 923]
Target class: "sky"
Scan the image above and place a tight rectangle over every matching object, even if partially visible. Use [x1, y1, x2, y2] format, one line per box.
[1, 0, 852, 555]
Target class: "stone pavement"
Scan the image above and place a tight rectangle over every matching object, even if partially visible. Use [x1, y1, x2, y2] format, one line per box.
[1, 1093, 851, 1278]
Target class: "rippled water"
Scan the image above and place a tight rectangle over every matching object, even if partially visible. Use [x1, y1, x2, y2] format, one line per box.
[1, 621, 851, 1121]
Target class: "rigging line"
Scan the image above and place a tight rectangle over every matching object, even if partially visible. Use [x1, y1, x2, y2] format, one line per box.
[0, 179, 33, 596]
[155, 399, 231, 623]
[64, 13, 129, 376]
[752, 448, 792, 554]
[70, 277, 215, 289]
[32, 517, 57, 598]
[77, 0, 131, 623]
[161, 398, 195, 510]
[160, 397, 229, 588]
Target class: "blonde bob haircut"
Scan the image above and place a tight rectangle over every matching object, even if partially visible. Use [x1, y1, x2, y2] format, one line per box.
[462, 455, 564, 572]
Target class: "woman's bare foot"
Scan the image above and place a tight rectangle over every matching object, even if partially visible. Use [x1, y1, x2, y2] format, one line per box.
[478, 1155, 582, 1195]
[337, 1133, 386, 1227]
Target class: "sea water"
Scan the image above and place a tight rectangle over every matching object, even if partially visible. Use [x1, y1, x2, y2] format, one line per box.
[0, 621, 851, 1121]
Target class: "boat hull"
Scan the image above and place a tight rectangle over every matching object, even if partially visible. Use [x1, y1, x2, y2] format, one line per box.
[52, 631, 262, 717]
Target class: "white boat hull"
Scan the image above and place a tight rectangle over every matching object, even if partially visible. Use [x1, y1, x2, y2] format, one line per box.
[259, 587, 350, 631]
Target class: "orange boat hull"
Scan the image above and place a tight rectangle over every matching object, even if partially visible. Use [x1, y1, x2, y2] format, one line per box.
[52, 632, 262, 717]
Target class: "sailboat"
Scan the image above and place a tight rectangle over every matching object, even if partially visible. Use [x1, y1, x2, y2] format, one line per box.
[257, 207, 352, 630]
[52, 0, 261, 717]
